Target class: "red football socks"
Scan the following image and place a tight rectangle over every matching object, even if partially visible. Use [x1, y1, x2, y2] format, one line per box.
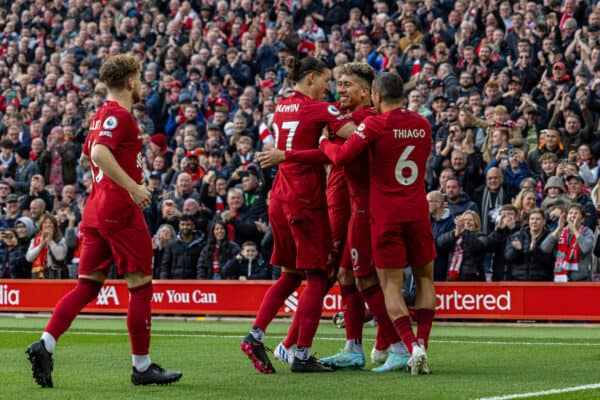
[360, 284, 399, 349]
[254, 272, 302, 332]
[283, 273, 336, 348]
[128, 282, 152, 355]
[392, 316, 417, 354]
[340, 284, 365, 342]
[296, 271, 328, 348]
[45, 278, 103, 340]
[415, 308, 435, 349]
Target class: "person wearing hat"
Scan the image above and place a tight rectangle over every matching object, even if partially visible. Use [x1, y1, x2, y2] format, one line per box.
[565, 174, 597, 229]
[541, 175, 569, 210]
[182, 150, 207, 184]
[149, 133, 174, 166]
[0, 193, 21, 228]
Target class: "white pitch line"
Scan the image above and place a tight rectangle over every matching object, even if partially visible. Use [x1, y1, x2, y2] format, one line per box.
[475, 383, 600, 400]
[0, 328, 599, 346]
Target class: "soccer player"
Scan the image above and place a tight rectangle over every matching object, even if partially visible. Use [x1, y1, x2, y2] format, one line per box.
[265, 63, 410, 371]
[240, 56, 355, 374]
[320, 72, 436, 375]
[26, 54, 182, 388]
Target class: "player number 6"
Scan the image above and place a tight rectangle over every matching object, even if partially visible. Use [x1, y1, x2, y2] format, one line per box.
[395, 145, 418, 186]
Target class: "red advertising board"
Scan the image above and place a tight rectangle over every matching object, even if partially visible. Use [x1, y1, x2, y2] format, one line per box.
[0, 280, 599, 321]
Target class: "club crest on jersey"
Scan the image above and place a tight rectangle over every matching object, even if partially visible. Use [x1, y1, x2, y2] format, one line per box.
[99, 131, 113, 138]
[103, 116, 118, 130]
[327, 105, 341, 116]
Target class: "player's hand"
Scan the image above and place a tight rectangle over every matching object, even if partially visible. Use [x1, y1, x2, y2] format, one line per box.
[130, 184, 152, 208]
[256, 148, 285, 168]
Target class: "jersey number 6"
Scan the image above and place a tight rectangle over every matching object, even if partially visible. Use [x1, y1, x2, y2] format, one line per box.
[395, 145, 418, 186]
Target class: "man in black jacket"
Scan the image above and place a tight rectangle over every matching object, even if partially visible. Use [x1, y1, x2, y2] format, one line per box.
[159, 216, 204, 279]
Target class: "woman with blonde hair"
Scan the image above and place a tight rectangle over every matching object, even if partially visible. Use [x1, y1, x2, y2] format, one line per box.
[26, 214, 68, 279]
[513, 188, 537, 222]
[438, 210, 488, 281]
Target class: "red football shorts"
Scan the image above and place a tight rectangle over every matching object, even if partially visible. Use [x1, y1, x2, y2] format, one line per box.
[371, 219, 436, 269]
[269, 198, 331, 271]
[341, 213, 374, 277]
[78, 221, 153, 277]
[326, 168, 350, 271]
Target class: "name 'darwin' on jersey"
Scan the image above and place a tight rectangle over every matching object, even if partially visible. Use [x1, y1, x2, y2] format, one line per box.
[393, 129, 427, 139]
[276, 104, 300, 113]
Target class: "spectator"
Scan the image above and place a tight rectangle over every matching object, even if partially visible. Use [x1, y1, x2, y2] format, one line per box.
[427, 190, 454, 281]
[505, 208, 554, 281]
[13, 145, 39, 196]
[445, 177, 478, 217]
[0, 228, 29, 278]
[25, 213, 67, 279]
[0, 193, 21, 228]
[565, 174, 597, 230]
[182, 198, 212, 236]
[197, 220, 240, 279]
[513, 188, 538, 223]
[20, 174, 53, 213]
[165, 172, 201, 210]
[222, 241, 270, 280]
[488, 205, 521, 281]
[217, 187, 262, 246]
[542, 203, 594, 282]
[527, 130, 567, 175]
[159, 215, 204, 280]
[152, 224, 177, 280]
[473, 167, 514, 235]
[438, 210, 488, 281]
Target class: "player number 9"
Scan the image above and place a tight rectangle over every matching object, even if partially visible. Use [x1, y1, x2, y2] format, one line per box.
[351, 248, 359, 267]
[395, 145, 418, 186]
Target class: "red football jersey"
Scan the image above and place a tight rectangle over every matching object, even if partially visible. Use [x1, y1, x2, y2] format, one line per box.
[342, 106, 377, 214]
[320, 108, 431, 223]
[81, 101, 144, 229]
[271, 91, 350, 208]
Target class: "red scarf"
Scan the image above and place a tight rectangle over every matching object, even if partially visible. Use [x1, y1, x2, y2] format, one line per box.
[31, 234, 48, 278]
[226, 212, 238, 240]
[448, 236, 463, 280]
[554, 226, 584, 282]
[212, 246, 220, 276]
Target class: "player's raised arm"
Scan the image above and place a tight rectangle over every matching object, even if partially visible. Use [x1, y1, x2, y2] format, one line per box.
[91, 144, 151, 208]
[256, 148, 329, 168]
[320, 122, 370, 165]
[334, 120, 357, 139]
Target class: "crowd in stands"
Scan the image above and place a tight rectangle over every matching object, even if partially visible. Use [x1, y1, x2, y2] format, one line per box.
[1, 0, 600, 283]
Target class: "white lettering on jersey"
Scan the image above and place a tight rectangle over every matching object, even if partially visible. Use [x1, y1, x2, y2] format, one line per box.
[103, 116, 118, 130]
[275, 104, 300, 113]
[327, 105, 341, 116]
[90, 120, 101, 131]
[393, 129, 426, 139]
[354, 123, 366, 139]
[99, 131, 113, 138]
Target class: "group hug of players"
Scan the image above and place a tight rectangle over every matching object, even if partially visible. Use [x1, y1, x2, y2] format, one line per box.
[240, 57, 437, 375]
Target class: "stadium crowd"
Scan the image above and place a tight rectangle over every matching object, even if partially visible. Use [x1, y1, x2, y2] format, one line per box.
[1, 0, 600, 283]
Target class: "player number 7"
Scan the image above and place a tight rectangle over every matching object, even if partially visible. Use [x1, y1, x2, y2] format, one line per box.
[272, 121, 300, 151]
[395, 145, 418, 186]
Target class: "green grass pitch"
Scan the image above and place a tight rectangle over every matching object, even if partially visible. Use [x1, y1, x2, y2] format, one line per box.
[1, 315, 599, 400]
